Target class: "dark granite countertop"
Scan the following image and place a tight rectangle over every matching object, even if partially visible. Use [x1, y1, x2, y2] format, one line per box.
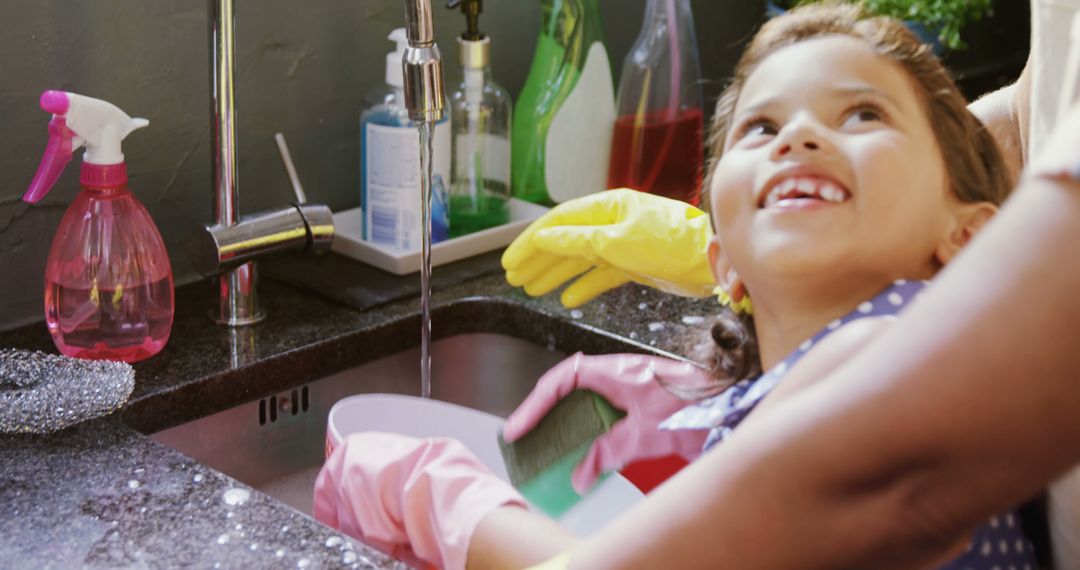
[0, 251, 715, 569]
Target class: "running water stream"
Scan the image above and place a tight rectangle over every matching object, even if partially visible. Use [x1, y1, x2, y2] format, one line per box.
[418, 121, 435, 399]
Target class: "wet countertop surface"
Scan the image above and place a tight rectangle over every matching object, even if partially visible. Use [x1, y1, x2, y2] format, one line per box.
[0, 252, 714, 569]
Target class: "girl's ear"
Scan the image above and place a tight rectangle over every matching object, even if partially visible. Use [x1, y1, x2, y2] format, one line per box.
[936, 201, 998, 265]
[708, 236, 748, 301]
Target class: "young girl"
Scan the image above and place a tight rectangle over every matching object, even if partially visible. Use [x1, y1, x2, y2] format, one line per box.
[314, 4, 1034, 569]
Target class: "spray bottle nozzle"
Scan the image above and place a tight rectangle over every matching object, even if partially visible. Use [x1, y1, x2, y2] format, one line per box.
[40, 90, 71, 115]
[22, 90, 148, 204]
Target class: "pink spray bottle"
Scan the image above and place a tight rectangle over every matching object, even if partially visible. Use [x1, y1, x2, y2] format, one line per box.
[23, 90, 174, 362]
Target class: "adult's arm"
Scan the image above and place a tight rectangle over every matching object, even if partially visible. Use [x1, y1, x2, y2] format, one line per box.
[567, 174, 1080, 567]
[968, 56, 1032, 184]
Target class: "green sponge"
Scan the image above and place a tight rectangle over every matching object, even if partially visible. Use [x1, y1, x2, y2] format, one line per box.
[498, 390, 626, 518]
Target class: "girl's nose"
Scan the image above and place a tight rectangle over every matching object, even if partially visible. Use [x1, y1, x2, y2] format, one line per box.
[771, 120, 825, 160]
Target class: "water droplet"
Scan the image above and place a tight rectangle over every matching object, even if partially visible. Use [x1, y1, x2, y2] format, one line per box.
[276, 549, 286, 558]
[214, 564, 221, 569]
[647, 322, 665, 332]
[569, 310, 583, 319]
[325, 536, 343, 548]
[249, 543, 258, 551]
[216, 533, 230, 545]
[343, 551, 358, 564]
[681, 315, 705, 325]
[235, 524, 243, 531]
[629, 332, 638, 340]
[134, 468, 145, 474]
[226, 511, 234, 518]
[297, 559, 311, 568]
[193, 474, 204, 483]
[222, 488, 250, 506]
[638, 303, 648, 310]
[281, 526, 290, 533]
[127, 480, 140, 490]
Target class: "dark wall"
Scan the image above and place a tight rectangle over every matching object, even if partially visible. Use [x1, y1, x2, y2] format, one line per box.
[0, 0, 764, 330]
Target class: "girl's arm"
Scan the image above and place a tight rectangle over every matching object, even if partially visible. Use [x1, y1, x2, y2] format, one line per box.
[467, 506, 577, 570]
[563, 172, 1080, 569]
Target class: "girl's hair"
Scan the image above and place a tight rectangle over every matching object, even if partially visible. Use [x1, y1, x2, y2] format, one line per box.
[696, 2, 1012, 387]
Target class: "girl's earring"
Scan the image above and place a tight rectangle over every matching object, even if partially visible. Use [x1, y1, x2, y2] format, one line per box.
[714, 285, 753, 315]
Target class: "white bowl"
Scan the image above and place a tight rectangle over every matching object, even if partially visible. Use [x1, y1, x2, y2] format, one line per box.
[326, 394, 644, 536]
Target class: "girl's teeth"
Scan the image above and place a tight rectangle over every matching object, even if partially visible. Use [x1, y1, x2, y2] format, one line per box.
[762, 177, 848, 207]
[820, 184, 839, 202]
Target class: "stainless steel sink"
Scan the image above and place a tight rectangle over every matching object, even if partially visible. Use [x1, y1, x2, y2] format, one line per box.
[151, 333, 568, 515]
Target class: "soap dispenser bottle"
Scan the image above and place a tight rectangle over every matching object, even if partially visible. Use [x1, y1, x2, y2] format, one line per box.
[360, 28, 451, 250]
[608, 0, 704, 206]
[446, 0, 512, 236]
[511, 0, 616, 206]
[23, 90, 174, 362]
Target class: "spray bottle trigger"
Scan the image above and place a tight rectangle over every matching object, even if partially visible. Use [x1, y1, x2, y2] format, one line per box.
[22, 116, 78, 204]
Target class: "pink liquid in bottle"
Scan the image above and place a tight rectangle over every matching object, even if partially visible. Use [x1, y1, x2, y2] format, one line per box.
[44, 180, 174, 362]
[607, 107, 704, 206]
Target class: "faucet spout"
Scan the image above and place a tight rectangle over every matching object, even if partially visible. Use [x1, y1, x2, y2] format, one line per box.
[403, 0, 436, 46]
[402, 0, 446, 124]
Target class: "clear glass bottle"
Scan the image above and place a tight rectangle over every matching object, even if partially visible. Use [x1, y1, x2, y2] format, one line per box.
[512, 0, 615, 206]
[449, 32, 512, 236]
[607, 0, 704, 205]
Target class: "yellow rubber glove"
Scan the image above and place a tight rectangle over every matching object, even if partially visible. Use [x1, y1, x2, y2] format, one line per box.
[502, 188, 715, 308]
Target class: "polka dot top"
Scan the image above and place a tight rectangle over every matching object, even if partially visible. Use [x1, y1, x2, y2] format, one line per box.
[659, 280, 1040, 569]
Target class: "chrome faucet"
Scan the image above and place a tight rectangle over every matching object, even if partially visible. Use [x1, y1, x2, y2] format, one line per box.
[195, 0, 334, 326]
[402, 0, 447, 123]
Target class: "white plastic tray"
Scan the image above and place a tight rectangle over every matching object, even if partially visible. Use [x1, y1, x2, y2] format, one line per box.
[326, 394, 644, 536]
[331, 198, 550, 275]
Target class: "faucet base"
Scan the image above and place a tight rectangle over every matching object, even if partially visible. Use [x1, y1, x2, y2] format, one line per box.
[212, 262, 267, 327]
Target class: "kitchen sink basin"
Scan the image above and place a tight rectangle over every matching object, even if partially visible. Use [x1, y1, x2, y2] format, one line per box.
[151, 333, 572, 515]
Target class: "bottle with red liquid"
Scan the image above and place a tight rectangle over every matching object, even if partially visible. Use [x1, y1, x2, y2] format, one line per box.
[23, 90, 174, 363]
[607, 0, 704, 206]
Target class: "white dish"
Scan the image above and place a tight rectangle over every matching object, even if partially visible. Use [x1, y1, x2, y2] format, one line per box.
[326, 394, 644, 536]
[331, 198, 550, 275]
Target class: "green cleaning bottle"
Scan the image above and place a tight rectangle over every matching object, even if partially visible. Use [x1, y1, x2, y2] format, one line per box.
[511, 0, 615, 206]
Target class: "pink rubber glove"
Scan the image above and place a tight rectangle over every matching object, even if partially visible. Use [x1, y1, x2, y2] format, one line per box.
[313, 432, 528, 570]
[503, 352, 712, 494]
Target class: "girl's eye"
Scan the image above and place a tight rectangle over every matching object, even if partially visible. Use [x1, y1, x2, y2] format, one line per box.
[740, 119, 778, 139]
[843, 104, 886, 127]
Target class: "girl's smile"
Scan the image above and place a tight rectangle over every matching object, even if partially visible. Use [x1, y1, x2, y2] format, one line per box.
[758, 173, 852, 210]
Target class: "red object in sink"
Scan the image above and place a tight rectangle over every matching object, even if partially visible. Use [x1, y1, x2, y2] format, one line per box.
[619, 454, 689, 493]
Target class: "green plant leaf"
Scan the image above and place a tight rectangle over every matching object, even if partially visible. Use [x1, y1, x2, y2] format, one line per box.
[788, 0, 993, 50]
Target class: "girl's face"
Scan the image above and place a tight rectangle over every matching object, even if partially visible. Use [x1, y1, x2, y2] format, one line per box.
[710, 35, 962, 293]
